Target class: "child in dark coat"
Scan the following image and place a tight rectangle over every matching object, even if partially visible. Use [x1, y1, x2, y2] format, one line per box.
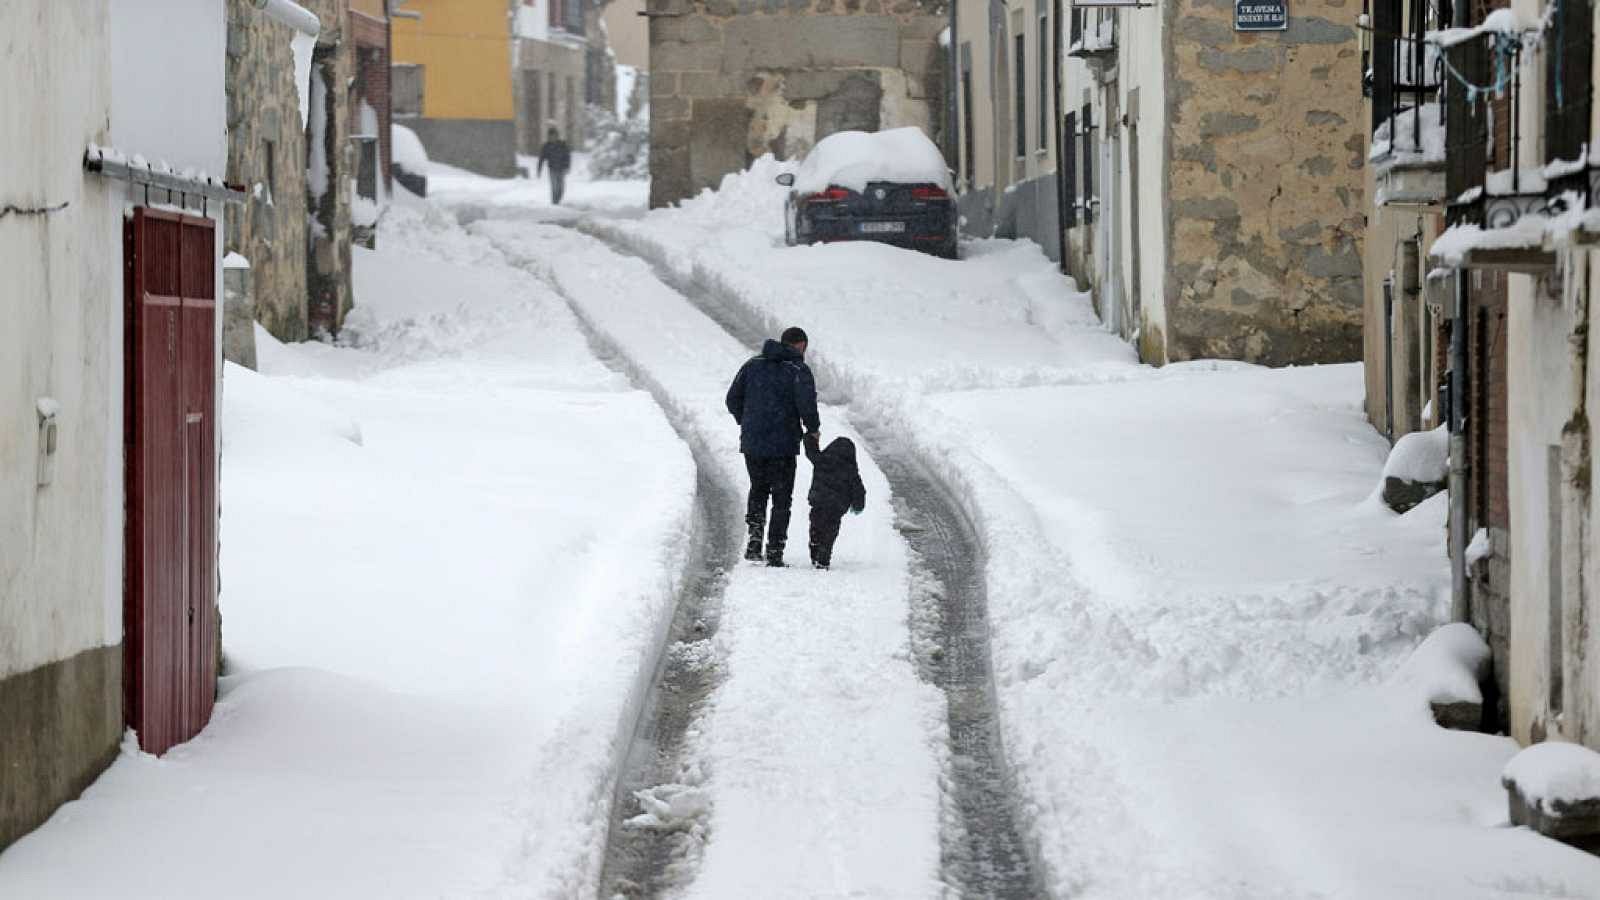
[803, 434, 866, 569]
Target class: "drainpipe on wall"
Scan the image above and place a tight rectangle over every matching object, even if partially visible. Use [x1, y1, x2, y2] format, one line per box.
[1383, 275, 1395, 441]
[1449, 269, 1471, 624]
[948, 0, 960, 177]
[1052, 0, 1067, 271]
[251, 0, 320, 36]
[1446, 0, 1471, 626]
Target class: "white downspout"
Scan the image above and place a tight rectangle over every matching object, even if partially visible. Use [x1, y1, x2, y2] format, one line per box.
[251, 0, 320, 36]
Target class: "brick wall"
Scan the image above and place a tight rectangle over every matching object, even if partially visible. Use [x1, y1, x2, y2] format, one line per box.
[350, 9, 392, 188]
[1467, 268, 1512, 726]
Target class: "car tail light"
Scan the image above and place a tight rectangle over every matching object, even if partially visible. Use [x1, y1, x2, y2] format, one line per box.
[911, 185, 949, 200]
[808, 187, 851, 201]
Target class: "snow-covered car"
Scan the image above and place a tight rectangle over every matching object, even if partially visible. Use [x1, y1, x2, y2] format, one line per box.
[776, 128, 958, 259]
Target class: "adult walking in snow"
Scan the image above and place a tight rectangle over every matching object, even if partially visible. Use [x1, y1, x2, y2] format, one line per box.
[536, 128, 572, 205]
[726, 326, 821, 567]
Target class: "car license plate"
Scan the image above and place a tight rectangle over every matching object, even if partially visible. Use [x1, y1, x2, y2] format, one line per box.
[859, 221, 906, 234]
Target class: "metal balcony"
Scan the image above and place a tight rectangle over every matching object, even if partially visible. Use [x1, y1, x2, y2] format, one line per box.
[1440, 29, 1555, 271]
[1370, 0, 1445, 206]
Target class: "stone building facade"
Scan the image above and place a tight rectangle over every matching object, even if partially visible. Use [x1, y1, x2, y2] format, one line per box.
[1054, 0, 1367, 365]
[303, 0, 364, 334]
[647, 0, 949, 208]
[225, 0, 312, 342]
[224, 0, 376, 340]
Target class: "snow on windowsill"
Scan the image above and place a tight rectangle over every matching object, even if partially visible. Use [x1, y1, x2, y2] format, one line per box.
[1370, 103, 1445, 165]
[1431, 212, 1552, 265]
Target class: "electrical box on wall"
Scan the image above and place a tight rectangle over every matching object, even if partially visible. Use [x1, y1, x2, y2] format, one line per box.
[36, 397, 59, 487]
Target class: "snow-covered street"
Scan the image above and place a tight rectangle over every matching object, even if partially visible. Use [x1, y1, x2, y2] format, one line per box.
[6, 164, 1600, 898]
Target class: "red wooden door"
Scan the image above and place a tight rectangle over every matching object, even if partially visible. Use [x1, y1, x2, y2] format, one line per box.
[125, 208, 218, 756]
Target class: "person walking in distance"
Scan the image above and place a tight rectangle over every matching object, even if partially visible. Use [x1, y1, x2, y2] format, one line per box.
[725, 327, 821, 567]
[536, 127, 572, 205]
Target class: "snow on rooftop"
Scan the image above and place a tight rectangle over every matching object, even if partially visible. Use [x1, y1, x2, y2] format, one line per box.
[1503, 741, 1600, 807]
[793, 127, 952, 195]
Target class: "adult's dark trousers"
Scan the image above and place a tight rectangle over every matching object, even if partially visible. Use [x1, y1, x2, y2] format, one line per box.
[550, 168, 567, 205]
[809, 506, 845, 566]
[744, 455, 796, 554]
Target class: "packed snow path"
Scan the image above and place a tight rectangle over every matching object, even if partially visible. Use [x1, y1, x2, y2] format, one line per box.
[484, 223, 954, 896]
[547, 224, 1049, 896]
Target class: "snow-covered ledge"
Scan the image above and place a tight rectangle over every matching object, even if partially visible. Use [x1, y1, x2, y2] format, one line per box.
[1503, 742, 1600, 854]
[1391, 623, 1491, 731]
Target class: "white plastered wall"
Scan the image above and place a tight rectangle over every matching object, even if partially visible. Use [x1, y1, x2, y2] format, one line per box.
[1505, 264, 1578, 743]
[1116, 3, 1167, 357]
[956, 0, 997, 192]
[1, 0, 119, 678]
[1504, 0, 1600, 749]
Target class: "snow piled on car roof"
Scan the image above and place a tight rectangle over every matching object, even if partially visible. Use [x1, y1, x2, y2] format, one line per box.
[794, 127, 952, 194]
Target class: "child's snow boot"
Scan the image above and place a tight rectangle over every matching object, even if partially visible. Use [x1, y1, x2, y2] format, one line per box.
[766, 545, 786, 567]
[745, 539, 763, 562]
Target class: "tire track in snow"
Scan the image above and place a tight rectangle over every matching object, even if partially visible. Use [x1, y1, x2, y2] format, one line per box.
[574, 221, 1049, 898]
[493, 246, 740, 897]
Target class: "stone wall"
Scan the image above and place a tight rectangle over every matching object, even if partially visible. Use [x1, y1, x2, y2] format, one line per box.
[1163, 0, 1365, 365]
[648, 1, 948, 207]
[225, 0, 311, 342]
[304, 0, 356, 335]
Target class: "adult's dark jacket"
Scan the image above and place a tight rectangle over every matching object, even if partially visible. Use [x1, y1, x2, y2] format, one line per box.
[805, 436, 866, 514]
[537, 140, 572, 173]
[726, 339, 820, 458]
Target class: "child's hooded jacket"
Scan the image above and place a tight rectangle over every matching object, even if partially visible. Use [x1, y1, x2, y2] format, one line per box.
[805, 436, 867, 514]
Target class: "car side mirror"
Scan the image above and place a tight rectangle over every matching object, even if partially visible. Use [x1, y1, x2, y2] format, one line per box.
[775, 173, 795, 187]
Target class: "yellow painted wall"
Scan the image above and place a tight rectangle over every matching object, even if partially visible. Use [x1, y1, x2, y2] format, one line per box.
[392, 0, 514, 120]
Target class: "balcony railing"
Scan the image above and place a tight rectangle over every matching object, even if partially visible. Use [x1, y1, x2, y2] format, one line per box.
[1544, 0, 1596, 215]
[1370, 0, 1444, 165]
[1440, 26, 1555, 269]
[1068, 8, 1116, 65]
[1443, 31, 1541, 225]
